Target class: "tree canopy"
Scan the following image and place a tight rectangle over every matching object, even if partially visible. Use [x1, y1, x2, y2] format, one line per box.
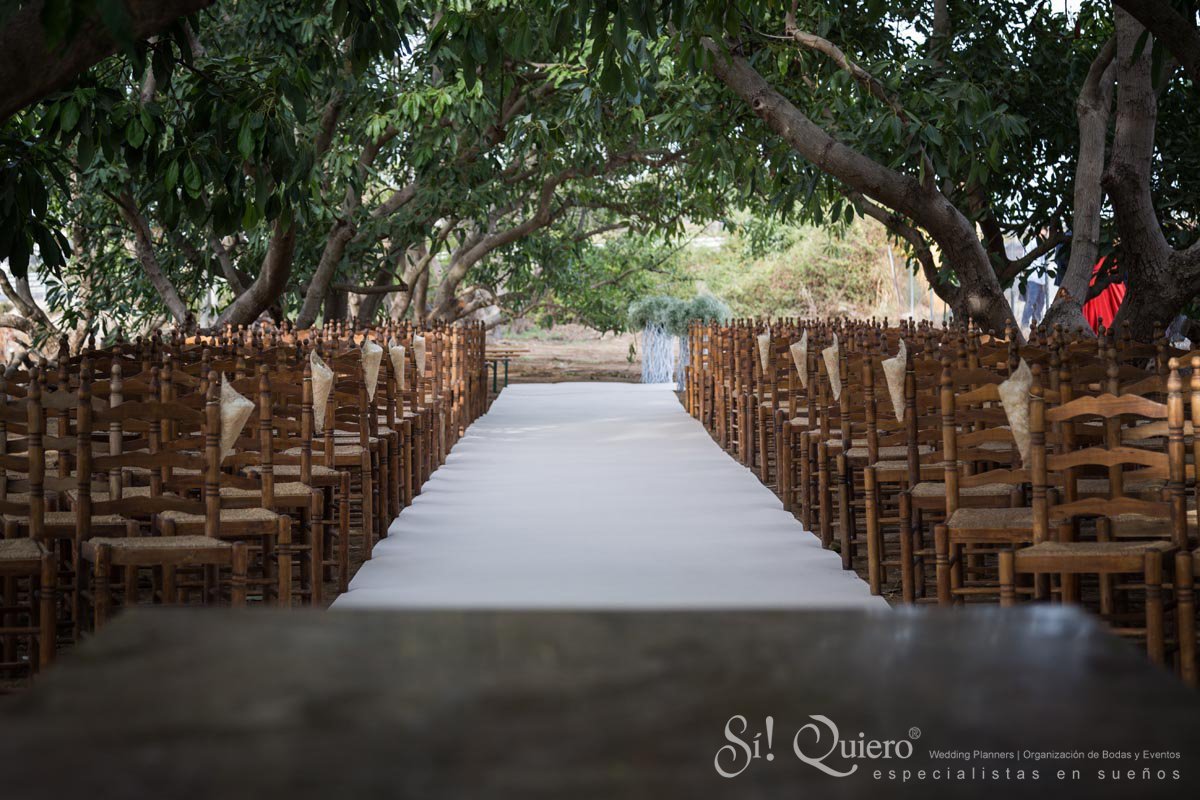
[0, 0, 1196, 355]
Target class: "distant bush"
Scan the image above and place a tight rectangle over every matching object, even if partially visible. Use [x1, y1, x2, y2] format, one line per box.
[681, 218, 890, 318]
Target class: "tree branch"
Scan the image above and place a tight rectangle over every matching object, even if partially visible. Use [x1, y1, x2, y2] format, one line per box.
[113, 188, 189, 325]
[1114, 0, 1200, 87]
[0, 0, 215, 123]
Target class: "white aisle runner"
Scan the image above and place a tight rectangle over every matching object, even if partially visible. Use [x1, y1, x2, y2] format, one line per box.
[333, 383, 887, 609]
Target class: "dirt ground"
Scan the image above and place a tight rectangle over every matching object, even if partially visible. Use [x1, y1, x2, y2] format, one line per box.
[490, 325, 641, 384]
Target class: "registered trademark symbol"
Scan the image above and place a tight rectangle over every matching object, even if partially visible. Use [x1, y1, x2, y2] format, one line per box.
[908, 727, 921, 740]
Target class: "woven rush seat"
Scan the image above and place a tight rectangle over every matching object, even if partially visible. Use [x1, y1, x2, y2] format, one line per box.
[945, 506, 1033, 530]
[285, 445, 367, 458]
[1109, 509, 1199, 538]
[787, 416, 810, 426]
[84, 535, 231, 552]
[3, 511, 129, 527]
[872, 459, 949, 471]
[0, 538, 43, 561]
[825, 437, 867, 449]
[846, 444, 934, 460]
[159, 507, 281, 525]
[911, 481, 1011, 498]
[248, 463, 341, 479]
[1014, 539, 1176, 572]
[220, 482, 312, 498]
[1021, 540, 1175, 556]
[332, 432, 381, 444]
[65, 486, 154, 503]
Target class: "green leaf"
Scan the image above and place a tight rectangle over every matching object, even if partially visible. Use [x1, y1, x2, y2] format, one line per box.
[125, 117, 145, 149]
[163, 159, 180, 192]
[183, 159, 202, 198]
[237, 119, 255, 160]
[60, 100, 80, 133]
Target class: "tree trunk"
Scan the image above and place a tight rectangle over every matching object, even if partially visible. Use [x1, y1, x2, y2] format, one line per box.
[116, 190, 190, 325]
[1105, 10, 1186, 340]
[323, 285, 348, 323]
[412, 267, 430, 326]
[1042, 39, 1117, 334]
[296, 219, 354, 328]
[214, 220, 296, 329]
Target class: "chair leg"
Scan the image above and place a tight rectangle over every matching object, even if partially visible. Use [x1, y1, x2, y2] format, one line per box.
[38, 550, 56, 670]
[93, 544, 112, 630]
[360, 452, 375, 560]
[1175, 551, 1195, 687]
[864, 466, 880, 594]
[309, 493, 324, 607]
[998, 550, 1016, 608]
[836, 454, 852, 570]
[230, 542, 249, 608]
[339, 472, 351, 593]
[162, 565, 177, 605]
[817, 442, 831, 548]
[898, 491, 915, 604]
[277, 516, 294, 609]
[934, 525, 952, 607]
[1145, 551, 1165, 666]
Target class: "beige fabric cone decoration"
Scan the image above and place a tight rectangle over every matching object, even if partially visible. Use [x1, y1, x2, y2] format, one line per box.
[309, 351, 334, 433]
[822, 333, 842, 401]
[790, 330, 808, 387]
[881, 339, 908, 422]
[998, 359, 1033, 464]
[389, 342, 407, 392]
[757, 332, 771, 372]
[219, 374, 255, 461]
[413, 335, 426, 380]
[361, 339, 383, 402]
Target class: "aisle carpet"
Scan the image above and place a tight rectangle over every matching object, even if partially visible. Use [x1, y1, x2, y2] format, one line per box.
[333, 383, 887, 609]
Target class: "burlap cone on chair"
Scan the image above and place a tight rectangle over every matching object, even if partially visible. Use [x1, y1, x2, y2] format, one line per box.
[822, 333, 841, 401]
[790, 330, 807, 387]
[881, 339, 907, 422]
[361, 339, 383, 402]
[757, 332, 771, 373]
[413, 335, 426, 379]
[219, 374, 255, 461]
[310, 351, 334, 433]
[998, 359, 1033, 465]
[389, 341, 406, 392]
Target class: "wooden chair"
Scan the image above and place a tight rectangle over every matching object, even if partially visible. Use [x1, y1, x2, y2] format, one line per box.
[0, 372, 55, 679]
[933, 358, 1035, 605]
[79, 369, 249, 628]
[999, 358, 1187, 666]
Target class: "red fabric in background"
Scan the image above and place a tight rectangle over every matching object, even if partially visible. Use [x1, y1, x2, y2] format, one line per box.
[1083, 256, 1125, 333]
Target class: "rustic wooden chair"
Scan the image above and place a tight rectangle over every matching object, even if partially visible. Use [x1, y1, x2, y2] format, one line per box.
[78, 369, 249, 628]
[999, 358, 1186, 666]
[933, 358, 1037, 605]
[0, 371, 56, 680]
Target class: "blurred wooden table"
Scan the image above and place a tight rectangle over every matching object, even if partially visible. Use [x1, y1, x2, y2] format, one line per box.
[1, 607, 1197, 799]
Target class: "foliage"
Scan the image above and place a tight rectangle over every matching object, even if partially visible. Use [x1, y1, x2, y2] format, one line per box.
[518, 233, 686, 334]
[685, 293, 731, 324]
[1, 0, 1199, 349]
[626, 294, 681, 331]
[681, 219, 889, 319]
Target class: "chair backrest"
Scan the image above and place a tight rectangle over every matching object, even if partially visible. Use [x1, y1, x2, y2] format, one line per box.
[77, 364, 217, 536]
[1030, 357, 1186, 547]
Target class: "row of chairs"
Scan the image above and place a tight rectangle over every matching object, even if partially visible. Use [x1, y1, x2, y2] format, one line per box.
[0, 320, 488, 684]
[686, 317, 1200, 685]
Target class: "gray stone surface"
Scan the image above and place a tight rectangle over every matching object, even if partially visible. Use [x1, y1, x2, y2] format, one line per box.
[0, 606, 1196, 798]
